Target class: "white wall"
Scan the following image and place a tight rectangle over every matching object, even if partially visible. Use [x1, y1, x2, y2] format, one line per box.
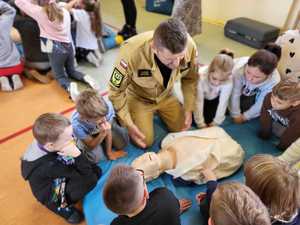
[202, 0, 293, 28]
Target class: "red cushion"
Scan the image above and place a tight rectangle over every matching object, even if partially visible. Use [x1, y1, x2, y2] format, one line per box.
[0, 61, 24, 77]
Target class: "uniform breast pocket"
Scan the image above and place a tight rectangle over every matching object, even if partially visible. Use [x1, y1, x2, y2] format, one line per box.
[132, 76, 157, 89]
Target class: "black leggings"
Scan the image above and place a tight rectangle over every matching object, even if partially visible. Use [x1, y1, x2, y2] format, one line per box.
[204, 96, 220, 124]
[121, 0, 137, 27]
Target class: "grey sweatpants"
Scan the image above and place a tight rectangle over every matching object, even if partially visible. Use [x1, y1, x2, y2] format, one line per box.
[76, 118, 129, 163]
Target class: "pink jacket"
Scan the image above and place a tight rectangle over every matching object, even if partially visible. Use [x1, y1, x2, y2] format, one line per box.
[15, 0, 71, 43]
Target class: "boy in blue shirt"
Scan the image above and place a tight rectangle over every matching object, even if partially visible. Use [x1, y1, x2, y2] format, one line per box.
[71, 89, 129, 163]
[21, 113, 101, 224]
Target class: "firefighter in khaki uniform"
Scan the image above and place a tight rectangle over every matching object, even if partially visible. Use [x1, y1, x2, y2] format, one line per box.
[109, 19, 198, 148]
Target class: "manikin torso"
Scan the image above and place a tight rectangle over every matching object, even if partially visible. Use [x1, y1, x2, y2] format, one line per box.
[132, 127, 245, 184]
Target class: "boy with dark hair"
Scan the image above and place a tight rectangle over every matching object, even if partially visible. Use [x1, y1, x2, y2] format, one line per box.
[109, 18, 198, 148]
[259, 78, 300, 150]
[103, 164, 192, 225]
[72, 89, 128, 162]
[21, 113, 102, 224]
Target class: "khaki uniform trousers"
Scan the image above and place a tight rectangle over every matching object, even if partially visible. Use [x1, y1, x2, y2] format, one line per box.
[128, 94, 184, 147]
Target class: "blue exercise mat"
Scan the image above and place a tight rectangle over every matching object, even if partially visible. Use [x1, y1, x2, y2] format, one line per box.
[83, 117, 280, 225]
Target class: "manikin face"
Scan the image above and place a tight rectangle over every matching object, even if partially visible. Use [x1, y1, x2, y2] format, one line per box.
[245, 65, 268, 85]
[271, 94, 294, 110]
[131, 152, 161, 181]
[153, 45, 187, 70]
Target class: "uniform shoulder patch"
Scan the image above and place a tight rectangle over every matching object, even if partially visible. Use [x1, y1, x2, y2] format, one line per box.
[138, 69, 152, 77]
[110, 68, 124, 88]
[120, 59, 128, 70]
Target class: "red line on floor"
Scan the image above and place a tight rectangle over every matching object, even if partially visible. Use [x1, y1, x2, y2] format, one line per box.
[0, 91, 108, 145]
[0, 21, 119, 145]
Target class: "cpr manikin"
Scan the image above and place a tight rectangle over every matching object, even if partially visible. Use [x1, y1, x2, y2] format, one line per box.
[132, 127, 245, 184]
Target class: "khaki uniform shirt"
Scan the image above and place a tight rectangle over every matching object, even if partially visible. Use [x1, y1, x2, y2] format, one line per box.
[109, 31, 198, 127]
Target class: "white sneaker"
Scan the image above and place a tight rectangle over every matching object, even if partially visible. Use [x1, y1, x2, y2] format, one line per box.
[94, 49, 103, 64]
[86, 52, 100, 67]
[0, 76, 13, 91]
[84, 75, 100, 91]
[68, 82, 80, 101]
[12, 74, 24, 90]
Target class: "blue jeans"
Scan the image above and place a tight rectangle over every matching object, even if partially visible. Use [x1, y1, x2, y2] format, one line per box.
[48, 41, 85, 90]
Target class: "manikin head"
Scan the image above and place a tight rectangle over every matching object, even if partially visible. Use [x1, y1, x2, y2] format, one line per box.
[132, 152, 168, 181]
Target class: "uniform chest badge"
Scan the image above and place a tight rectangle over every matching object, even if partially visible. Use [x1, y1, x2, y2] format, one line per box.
[138, 69, 152, 77]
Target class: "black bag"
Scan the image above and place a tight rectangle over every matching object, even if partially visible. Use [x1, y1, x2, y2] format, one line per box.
[224, 17, 280, 49]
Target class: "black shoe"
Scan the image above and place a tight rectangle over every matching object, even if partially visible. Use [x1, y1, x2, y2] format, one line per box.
[66, 207, 84, 224]
[118, 24, 137, 40]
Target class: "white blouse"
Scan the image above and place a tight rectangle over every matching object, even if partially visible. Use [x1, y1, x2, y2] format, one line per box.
[194, 66, 233, 127]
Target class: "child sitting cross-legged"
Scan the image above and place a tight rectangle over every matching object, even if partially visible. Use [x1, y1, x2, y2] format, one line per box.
[71, 89, 129, 163]
[103, 165, 192, 225]
[259, 78, 300, 150]
[21, 113, 102, 224]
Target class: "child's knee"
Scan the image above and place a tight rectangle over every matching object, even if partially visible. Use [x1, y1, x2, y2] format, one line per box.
[112, 128, 130, 149]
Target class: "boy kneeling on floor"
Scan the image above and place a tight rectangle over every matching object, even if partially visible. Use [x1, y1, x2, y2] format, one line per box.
[259, 77, 300, 150]
[21, 113, 102, 224]
[103, 165, 192, 225]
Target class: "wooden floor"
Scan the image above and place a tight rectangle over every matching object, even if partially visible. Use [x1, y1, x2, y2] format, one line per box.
[0, 79, 80, 225]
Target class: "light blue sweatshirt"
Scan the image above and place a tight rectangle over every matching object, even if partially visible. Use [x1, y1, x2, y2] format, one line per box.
[230, 57, 281, 120]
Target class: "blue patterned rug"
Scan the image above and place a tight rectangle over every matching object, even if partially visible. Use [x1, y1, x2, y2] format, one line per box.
[83, 117, 280, 225]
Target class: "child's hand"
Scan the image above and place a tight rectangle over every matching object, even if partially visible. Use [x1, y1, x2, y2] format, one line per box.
[107, 149, 127, 160]
[195, 192, 206, 204]
[232, 115, 246, 124]
[100, 121, 111, 131]
[200, 168, 217, 181]
[179, 199, 192, 214]
[58, 141, 81, 158]
[208, 122, 217, 127]
[197, 123, 208, 129]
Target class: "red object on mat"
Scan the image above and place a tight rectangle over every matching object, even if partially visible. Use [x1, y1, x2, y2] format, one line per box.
[0, 61, 24, 77]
